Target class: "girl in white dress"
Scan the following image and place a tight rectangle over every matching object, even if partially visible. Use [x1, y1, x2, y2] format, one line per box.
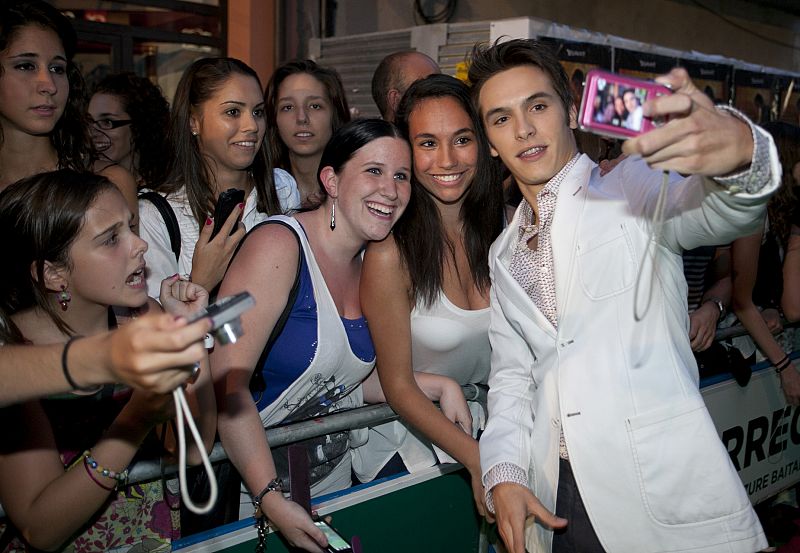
[352, 75, 505, 519]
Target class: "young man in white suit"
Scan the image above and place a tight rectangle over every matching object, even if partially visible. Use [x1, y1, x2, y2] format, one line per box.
[469, 39, 786, 553]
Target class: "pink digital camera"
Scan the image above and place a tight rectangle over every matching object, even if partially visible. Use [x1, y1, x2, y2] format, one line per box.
[578, 69, 672, 140]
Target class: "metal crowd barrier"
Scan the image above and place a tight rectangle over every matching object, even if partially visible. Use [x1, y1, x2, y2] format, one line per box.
[123, 319, 800, 487]
[0, 320, 795, 517]
[126, 382, 489, 486]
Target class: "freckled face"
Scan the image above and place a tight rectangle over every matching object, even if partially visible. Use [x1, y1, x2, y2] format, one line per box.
[408, 96, 477, 206]
[0, 26, 69, 137]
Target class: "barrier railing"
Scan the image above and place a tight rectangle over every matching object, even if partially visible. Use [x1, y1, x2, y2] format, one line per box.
[0, 320, 795, 519]
[122, 320, 799, 487]
[127, 382, 488, 486]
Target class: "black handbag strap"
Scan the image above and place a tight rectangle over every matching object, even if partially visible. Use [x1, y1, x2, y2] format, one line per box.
[244, 219, 303, 394]
[139, 191, 181, 261]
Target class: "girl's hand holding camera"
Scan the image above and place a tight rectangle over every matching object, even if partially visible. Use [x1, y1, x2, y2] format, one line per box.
[104, 313, 211, 393]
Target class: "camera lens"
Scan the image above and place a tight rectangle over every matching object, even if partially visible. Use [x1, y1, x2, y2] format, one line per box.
[217, 319, 245, 345]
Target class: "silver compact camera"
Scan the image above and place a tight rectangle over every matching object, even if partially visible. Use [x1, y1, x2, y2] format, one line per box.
[188, 292, 255, 345]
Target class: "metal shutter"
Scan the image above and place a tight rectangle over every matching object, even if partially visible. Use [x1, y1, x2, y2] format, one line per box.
[312, 29, 412, 118]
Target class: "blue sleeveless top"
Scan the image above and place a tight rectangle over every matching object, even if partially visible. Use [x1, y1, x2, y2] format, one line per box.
[253, 234, 375, 411]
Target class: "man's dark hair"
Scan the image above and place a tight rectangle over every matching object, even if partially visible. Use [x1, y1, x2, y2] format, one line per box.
[468, 39, 574, 123]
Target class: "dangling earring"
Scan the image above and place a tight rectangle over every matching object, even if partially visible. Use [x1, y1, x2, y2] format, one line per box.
[58, 285, 71, 311]
[329, 200, 336, 231]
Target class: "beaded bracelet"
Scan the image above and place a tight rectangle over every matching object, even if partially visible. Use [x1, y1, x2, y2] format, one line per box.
[83, 450, 129, 488]
[775, 355, 792, 374]
[83, 459, 115, 491]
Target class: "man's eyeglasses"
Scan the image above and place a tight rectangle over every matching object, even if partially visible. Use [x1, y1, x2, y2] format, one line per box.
[91, 118, 133, 131]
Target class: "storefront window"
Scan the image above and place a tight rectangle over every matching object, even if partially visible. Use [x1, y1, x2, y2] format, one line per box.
[73, 38, 114, 91]
[54, 2, 221, 37]
[52, 1, 224, 101]
[133, 41, 222, 102]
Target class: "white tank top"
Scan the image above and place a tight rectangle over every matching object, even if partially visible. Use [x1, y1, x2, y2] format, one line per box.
[351, 291, 490, 482]
[410, 292, 491, 385]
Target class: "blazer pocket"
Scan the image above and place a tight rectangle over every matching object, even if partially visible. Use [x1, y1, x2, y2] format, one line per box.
[576, 223, 636, 300]
[626, 396, 750, 526]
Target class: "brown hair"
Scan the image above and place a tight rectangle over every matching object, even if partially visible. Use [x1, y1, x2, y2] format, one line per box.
[0, 169, 116, 336]
[0, 1, 91, 172]
[265, 59, 351, 172]
[763, 121, 800, 247]
[393, 74, 503, 306]
[156, 57, 282, 225]
[468, 38, 574, 124]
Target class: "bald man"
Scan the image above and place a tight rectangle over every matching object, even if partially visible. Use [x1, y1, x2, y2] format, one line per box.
[371, 50, 440, 122]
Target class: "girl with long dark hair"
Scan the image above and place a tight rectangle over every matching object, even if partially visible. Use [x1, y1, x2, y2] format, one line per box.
[139, 57, 299, 297]
[351, 75, 505, 518]
[0, 170, 215, 551]
[265, 59, 351, 206]
[0, 1, 139, 223]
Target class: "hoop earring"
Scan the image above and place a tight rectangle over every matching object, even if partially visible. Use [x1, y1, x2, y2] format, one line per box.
[58, 285, 72, 311]
[329, 200, 336, 231]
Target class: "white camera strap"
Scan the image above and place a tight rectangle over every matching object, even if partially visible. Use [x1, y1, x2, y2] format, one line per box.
[171, 292, 254, 514]
[173, 385, 218, 514]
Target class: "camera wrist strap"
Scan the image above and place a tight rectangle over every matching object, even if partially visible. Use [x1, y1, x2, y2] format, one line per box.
[174, 386, 218, 514]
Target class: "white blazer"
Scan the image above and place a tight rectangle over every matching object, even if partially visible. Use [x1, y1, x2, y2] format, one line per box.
[480, 150, 780, 553]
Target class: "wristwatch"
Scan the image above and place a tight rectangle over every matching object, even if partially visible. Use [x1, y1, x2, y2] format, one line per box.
[252, 477, 283, 513]
[704, 297, 725, 321]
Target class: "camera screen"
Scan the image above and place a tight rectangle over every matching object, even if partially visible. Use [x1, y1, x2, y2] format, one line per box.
[314, 521, 350, 551]
[589, 77, 648, 133]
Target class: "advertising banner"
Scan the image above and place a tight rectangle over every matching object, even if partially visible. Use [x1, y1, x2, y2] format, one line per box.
[704, 366, 800, 504]
[540, 37, 612, 101]
[734, 70, 773, 124]
[614, 48, 678, 80]
[680, 58, 733, 104]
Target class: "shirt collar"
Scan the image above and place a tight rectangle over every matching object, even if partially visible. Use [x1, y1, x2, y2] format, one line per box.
[518, 152, 582, 228]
